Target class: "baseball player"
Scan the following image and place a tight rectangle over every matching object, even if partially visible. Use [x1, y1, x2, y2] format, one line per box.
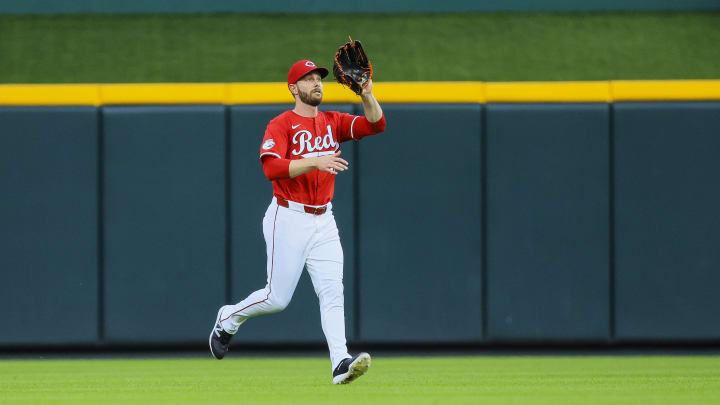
[209, 58, 386, 385]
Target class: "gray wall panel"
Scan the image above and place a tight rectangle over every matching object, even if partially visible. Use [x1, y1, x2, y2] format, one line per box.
[0, 107, 98, 344]
[229, 104, 355, 344]
[614, 102, 720, 340]
[103, 106, 225, 343]
[486, 103, 610, 341]
[357, 104, 483, 342]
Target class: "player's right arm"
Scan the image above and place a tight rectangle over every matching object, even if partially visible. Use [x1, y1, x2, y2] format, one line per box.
[262, 151, 348, 180]
[289, 151, 348, 177]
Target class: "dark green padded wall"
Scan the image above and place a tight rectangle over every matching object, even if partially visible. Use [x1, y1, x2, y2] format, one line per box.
[485, 104, 610, 341]
[3, 0, 718, 13]
[103, 106, 226, 343]
[3, 101, 720, 348]
[357, 104, 483, 342]
[614, 102, 720, 340]
[0, 107, 98, 344]
[229, 105, 356, 344]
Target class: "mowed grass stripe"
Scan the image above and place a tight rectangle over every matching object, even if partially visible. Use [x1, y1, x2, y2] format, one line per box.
[1, 356, 719, 404]
[0, 12, 719, 83]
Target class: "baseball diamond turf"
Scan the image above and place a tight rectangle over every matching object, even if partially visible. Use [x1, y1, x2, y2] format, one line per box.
[0, 12, 719, 83]
[0, 356, 719, 404]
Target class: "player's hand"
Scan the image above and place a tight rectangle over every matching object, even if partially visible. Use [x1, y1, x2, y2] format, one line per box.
[315, 151, 348, 175]
[361, 79, 373, 96]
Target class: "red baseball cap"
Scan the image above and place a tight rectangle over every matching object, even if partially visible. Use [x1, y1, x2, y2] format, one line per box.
[287, 60, 329, 85]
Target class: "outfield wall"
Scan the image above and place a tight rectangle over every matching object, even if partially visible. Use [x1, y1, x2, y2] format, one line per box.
[2, 0, 719, 14]
[1, 82, 719, 347]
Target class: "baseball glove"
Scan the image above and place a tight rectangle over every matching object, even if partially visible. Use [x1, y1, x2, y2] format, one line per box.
[333, 38, 373, 95]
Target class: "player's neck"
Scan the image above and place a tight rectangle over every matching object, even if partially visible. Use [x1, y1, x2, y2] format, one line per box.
[292, 102, 319, 118]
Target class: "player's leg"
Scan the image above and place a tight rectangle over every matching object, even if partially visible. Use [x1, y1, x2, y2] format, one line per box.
[210, 200, 311, 359]
[223, 203, 312, 330]
[305, 210, 370, 384]
[306, 240, 350, 369]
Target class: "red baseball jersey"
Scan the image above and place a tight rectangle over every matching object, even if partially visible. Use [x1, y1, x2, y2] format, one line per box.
[259, 110, 368, 206]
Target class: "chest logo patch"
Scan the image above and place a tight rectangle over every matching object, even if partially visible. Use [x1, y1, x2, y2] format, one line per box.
[262, 139, 275, 150]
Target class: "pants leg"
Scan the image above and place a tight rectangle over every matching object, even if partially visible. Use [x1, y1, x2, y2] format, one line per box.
[305, 211, 350, 370]
[221, 201, 312, 333]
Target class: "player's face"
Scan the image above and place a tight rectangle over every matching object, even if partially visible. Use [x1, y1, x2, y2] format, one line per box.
[295, 72, 323, 106]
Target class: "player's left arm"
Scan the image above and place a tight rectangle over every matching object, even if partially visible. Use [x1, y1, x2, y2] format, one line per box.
[339, 80, 385, 141]
[360, 80, 383, 123]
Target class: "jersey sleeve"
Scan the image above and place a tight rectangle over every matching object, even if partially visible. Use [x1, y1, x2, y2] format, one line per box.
[332, 111, 359, 143]
[259, 121, 288, 160]
[261, 156, 291, 181]
[332, 111, 386, 143]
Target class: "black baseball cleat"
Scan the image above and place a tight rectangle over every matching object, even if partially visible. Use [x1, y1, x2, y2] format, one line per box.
[209, 306, 233, 360]
[332, 352, 371, 384]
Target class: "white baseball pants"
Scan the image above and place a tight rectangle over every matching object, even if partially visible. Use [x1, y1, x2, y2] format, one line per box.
[220, 197, 350, 370]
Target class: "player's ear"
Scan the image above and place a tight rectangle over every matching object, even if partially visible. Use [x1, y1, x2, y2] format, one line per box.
[288, 83, 298, 96]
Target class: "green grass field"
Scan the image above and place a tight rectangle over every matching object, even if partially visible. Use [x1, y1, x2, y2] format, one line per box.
[1, 12, 719, 83]
[1, 356, 719, 404]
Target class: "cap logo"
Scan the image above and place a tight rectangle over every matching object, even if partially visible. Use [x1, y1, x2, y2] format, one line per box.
[305, 61, 316, 67]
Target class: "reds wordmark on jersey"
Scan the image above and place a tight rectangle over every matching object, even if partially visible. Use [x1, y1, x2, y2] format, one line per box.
[259, 110, 360, 206]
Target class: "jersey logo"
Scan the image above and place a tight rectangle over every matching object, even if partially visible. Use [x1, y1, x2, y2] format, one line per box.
[291, 125, 337, 156]
[262, 139, 275, 150]
[291, 124, 301, 129]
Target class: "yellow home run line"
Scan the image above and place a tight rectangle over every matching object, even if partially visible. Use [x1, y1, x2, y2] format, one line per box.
[1, 80, 719, 105]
